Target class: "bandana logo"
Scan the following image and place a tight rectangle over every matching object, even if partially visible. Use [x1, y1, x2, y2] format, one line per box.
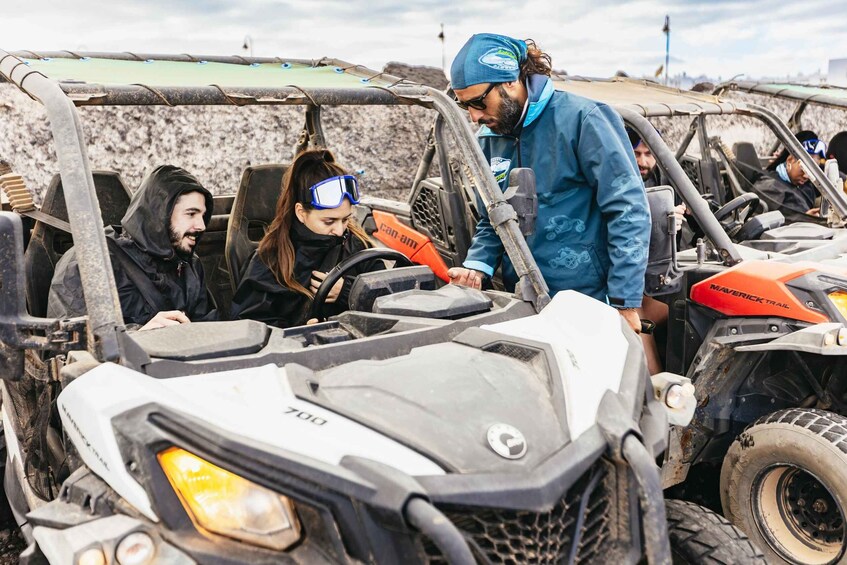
[479, 47, 519, 71]
[490, 157, 511, 184]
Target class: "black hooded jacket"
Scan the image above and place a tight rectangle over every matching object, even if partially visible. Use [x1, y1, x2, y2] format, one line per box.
[829, 131, 847, 176]
[751, 170, 824, 225]
[230, 221, 382, 328]
[47, 165, 216, 327]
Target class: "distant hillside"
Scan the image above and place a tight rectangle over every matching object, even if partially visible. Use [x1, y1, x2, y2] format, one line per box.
[2, 70, 844, 206]
[383, 62, 448, 90]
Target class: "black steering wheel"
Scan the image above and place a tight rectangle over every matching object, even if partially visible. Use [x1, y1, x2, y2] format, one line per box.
[308, 248, 414, 322]
[713, 193, 762, 224]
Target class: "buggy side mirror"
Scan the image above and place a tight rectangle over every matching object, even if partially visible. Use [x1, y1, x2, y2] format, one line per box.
[0, 212, 86, 378]
[503, 167, 537, 236]
[644, 186, 682, 297]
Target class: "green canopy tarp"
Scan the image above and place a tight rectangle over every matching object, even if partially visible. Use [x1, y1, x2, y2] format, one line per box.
[21, 56, 396, 89]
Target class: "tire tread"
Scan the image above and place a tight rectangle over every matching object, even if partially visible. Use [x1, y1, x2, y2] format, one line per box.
[723, 408, 847, 563]
[753, 408, 847, 455]
[666, 499, 766, 564]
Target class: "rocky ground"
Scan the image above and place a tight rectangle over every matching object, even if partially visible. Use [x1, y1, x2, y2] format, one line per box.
[0, 530, 23, 563]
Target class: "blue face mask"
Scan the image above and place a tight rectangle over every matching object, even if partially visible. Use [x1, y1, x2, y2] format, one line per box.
[776, 162, 791, 183]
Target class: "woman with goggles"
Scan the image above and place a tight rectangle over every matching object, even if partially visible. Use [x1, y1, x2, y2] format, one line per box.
[230, 148, 382, 328]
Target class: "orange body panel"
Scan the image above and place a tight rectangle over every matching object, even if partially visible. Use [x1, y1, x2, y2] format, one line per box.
[690, 260, 833, 324]
[372, 210, 450, 282]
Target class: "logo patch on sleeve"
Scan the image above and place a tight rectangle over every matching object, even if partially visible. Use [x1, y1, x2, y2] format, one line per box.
[478, 48, 519, 71]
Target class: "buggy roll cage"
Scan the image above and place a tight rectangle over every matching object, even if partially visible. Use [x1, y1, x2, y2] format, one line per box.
[553, 76, 847, 242]
[0, 49, 550, 367]
[715, 80, 847, 154]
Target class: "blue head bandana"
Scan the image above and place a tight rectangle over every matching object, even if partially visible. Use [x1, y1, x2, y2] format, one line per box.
[450, 33, 528, 90]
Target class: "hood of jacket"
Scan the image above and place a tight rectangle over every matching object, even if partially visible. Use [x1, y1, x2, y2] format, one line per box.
[120, 165, 213, 260]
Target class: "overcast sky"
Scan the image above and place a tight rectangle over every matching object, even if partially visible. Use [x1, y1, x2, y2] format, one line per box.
[4, 0, 846, 81]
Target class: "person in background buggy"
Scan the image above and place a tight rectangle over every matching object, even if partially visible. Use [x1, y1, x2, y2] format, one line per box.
[231, 148, 382, 328]
[753, 130, 827, 222]
[827, 131, 847, 180]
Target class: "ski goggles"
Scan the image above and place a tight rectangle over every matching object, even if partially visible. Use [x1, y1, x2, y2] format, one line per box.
[306, 175, 360, 209]
[802, 138, 828, 164]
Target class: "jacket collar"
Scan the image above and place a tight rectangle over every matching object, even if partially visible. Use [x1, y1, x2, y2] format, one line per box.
[478, 74, 555, 138]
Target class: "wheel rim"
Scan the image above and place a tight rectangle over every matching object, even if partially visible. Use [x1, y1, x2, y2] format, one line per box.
[753, 465, 845, 564]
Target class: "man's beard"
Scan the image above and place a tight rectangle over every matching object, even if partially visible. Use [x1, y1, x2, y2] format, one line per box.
[170, 227, 203, 259]
[485, 86, 524, 135]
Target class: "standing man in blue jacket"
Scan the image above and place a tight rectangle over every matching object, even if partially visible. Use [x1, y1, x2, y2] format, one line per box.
[448, 33, 650, 332]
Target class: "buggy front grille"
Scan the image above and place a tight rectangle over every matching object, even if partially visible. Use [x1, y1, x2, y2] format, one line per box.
[679, 157, 702, 193]
[424, 459, 614, 564]
[411, 183, 446, 247]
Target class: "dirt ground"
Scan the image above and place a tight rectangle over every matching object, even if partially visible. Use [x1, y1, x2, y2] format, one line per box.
[0, 529, 25, 563]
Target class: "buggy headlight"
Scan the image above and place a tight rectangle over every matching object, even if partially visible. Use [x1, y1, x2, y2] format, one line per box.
[158, 447, 301, 551]
[828, 290, 847, 321]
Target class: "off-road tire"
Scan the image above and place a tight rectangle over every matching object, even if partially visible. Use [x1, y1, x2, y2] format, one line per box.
[721, 408, 847, 564]
[665, 499, 765, 563]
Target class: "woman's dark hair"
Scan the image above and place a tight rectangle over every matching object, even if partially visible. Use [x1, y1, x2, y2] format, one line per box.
[767, 129, 819, 171]
[519, 39, 552, 82]
[257, 148, 369, 297]
[828, 131, 847, 175]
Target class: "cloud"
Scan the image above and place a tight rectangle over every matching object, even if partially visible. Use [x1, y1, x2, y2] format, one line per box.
[3, 0, 843, 80]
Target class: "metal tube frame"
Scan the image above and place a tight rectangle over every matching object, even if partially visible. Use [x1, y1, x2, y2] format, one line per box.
[618, 108, 742, 265]
[718, 80, 847, 112]
[743, 102, 847, 216]
[624, 100, 847, 222]
[0, 49, 551, 369]
[0, 50, 123, 362]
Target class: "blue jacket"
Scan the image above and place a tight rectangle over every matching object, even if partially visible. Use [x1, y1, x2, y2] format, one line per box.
[464, 75, 650, 307]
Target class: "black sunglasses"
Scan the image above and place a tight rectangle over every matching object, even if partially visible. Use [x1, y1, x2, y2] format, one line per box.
[455, 82, 499, 111]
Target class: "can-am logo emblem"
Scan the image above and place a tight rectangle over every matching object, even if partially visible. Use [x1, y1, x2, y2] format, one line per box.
[487, 423, 527, 459]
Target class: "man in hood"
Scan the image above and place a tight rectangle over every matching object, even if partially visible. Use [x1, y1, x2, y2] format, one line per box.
[47, 165, 216, 330]
[626, 126, 660, 188]
[447, 33, 650, 332]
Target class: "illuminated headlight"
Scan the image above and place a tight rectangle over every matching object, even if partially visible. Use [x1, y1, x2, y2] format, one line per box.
[158, 447, 301, 551]
[828, 290, 847, 321]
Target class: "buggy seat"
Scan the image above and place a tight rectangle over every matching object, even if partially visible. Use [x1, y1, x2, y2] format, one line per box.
[224, 164, 288, 292]
[25, 171, 132, 317]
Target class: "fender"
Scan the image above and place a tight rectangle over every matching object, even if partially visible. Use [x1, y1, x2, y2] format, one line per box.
[691, 260, 830, 324]
[372, 210, 450, 282]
